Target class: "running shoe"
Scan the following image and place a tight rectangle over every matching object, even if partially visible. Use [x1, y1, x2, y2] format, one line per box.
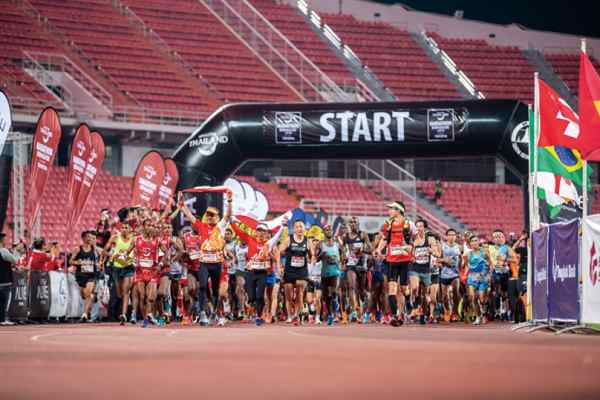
[293, 316, 300, 326]
[375, 311, 382, 323]
[308, 314, 315, 324]
[390, 317, 403, 327]
[79, 313, 88, 323]
[130, 315, 137, 325]
[119, 314, 126, 326]
[341, 312, 348, 324]
[148, 315, 159, 325]
[473, 317, 481, 325]
[285, 317, 293, 324]
[217, 317, 226, 327]
[142, 318, 150, 328]
[382, 314, 391, 325]
[199, 312, 209, 327]
[0, 321, 15, 326]
[362, 313, 370, 324]
[327, 314, 334, 326]
[419, 314, 426, 325]
[255, 318, 265, 326]
[349, 311, 358, 323]
[315, 317, 322, 325]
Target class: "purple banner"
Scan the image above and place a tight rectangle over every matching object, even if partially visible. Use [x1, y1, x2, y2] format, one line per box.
[532, 226, 549, 321]
[548, 220, 580, 321]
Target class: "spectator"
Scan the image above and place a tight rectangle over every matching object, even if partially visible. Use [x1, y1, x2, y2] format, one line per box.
[434, 180, 443, 202]
[29, 238, 53, 271]
[0, 233, 18, 326]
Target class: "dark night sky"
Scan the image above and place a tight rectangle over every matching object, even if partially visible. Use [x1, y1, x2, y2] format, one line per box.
[369, 0, 599, 39]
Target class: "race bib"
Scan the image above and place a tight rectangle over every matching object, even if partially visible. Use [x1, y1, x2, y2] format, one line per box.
[202, 251, 219, 263]
[139, 259, 154, 269]
[352, 242, 362, 251]
[347, 253, 359, 266]
[291, 256, 305, 268]
[81, 260, 94, 273]
[171, 261, 183, 275]
[249, 260, 268, 270]
[189, 250, 202, 261]
[390, 245, 407, 256]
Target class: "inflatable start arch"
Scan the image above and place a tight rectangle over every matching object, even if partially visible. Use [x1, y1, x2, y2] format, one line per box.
[172, 99, 530, 217]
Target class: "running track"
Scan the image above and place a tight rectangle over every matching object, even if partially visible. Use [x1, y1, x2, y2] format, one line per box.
[1, 322, 599, 400]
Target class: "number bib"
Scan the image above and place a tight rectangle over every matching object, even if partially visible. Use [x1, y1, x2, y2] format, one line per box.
[139, 259, 154, 269]
[389, 245, 407, 256]
[81, 260, 95, 273]
[202, 251, 219, 263]
[249, 260, 268, 270]
[189, 250, 202, 261]
[347, 253, 359, 266]
[291, 256, 305, 268]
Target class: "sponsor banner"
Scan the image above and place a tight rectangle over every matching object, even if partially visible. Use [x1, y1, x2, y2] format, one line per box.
[66, 273, 83, 318]
[548, 220, 579, 322]
[132, 151, 165, 208]
[29, 270, 51, 319]
[67, 124, 92, 217]
[48, 271, 68, 318]
[224, 178, 269, 221]
[70, 131, 105, 227]
[531, 225, 549, 321]
[28, 108, 62, 228]
[0, 90, 12, 155]
[158, 158, 179, 209]
[581, 215, 600, 324]
[8, 269, 30, 320]
[263, 108, 467, 146]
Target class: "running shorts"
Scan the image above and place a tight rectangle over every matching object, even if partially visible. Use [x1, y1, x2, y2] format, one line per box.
[76, 272, 96, 288]
[283, 266, 308, 284]
[134, 269, 159, 285]
[467, 275, 489, 293]
[387, 262, 409, 286]
[493, 272, 509, 293]
[307, 280, 321, 292]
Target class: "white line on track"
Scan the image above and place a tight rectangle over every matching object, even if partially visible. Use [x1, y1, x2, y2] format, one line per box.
[166, 330, 178, 337]
[30, 332, 62, 342]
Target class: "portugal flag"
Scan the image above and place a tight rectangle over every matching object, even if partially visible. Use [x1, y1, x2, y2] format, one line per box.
[579, 52, 600, 160]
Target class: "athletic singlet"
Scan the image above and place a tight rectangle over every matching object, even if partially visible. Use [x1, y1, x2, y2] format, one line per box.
[225, 241, 236, 274]
[183, 232, 202, 262]
[285, 236, 308, 269]
[321, 240, 341, 278]
[73, 246, 98, 274]
[430, 254, 441, 275]
[135, 236, 159, 269]
[235, 244, 248, 272]
[381, 219, 412, 263]
[411, 237, 430, 273]
[309, 261, 322, 282]
[111, 234, 133, 268]
[441, 242, 461, 279]
[468, 249, 489, 280]
[344, 232, 365, 268]
[192, 220, 226, 263]
[490, 244, 510, 274]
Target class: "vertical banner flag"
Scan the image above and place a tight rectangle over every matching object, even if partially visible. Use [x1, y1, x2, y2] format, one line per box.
[157, 158, 179, 209]
[67, 124, 92, 214]
[547, 220, 580, 321]
[131, 151, 165, 208]
[8, 269, 30, 320]
[531, 225, 549, 322]
[70, 132, 105, 227]
[28, 108, 62, 228]
[0, 90, 12, 155]
[29, 270, 51, 319]
[581, 215, 600, 324]
[578, 52, 600, 161]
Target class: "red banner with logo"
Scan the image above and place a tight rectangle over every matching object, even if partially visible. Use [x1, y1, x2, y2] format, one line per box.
[157, 158, 179, 209]
[70, 131, 105, 228]
[131, 151, 165, 209]
[67, 124, 92, 214]
[28, 107, 62, 229]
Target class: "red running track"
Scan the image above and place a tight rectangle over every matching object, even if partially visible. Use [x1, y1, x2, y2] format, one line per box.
[0, 322, 599, 400]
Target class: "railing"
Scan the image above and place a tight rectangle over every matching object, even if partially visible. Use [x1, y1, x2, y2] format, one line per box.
[201, 0, 351, 102]
[23, 51, 113, 109]
[420, 31, 485, 99]
[296, 0, 392, 101]
[111, 0, 224, 101]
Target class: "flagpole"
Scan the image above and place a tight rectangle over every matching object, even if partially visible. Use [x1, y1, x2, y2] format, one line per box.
[534, 72, 540, 229]
[527, 103, 534, 321]
[581, 38, 589, 217]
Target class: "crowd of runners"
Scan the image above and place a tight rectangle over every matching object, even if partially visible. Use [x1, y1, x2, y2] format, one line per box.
[0, 191, 529, 327]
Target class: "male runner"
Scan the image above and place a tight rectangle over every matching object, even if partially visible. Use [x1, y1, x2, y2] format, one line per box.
[440, 228, 462, 322]
[343, 217, 371, 323]
[103, 222, 135, 325]
[489, 229, 510, 320]
[466, 235, 492, 325]
[316, 224, 342, 326]
[71, 231, 101, 322]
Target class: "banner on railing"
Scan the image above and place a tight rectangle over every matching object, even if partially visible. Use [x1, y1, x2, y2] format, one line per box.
[581, 215, 600, 324]
[531, 225, 549, 322]
[0, 89, 12, 156]
[48, 271, 69, 318]
[547, 219, 579, 322]
[29, 270, 51, 319]
[132, 151, 165, 208]
[8, 269, 30, 320]
[28, 107, 62, 229]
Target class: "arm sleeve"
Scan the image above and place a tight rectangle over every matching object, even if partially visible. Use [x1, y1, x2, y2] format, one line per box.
[267, 228, 285, 251]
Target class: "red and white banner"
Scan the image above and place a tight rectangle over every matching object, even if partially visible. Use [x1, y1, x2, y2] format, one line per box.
[157, 158, 179, 209]
[67, 124, 92, 213]
[131, 151, 165, 209]
[182, 185, 230, 194]
[70, 131, 105, 227]
[28, 107, 62, 229]
[233, 211, 291, 235]
[581, 214, 600, 324]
